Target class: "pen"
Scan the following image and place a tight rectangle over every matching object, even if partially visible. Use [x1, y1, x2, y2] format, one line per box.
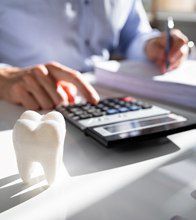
[165, 17, 174, 70]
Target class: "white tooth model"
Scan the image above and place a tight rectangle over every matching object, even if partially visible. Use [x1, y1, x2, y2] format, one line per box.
[12, 110, 66, 186]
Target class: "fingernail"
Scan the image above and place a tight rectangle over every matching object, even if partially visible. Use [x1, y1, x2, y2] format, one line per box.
[93, 95, 100, 104]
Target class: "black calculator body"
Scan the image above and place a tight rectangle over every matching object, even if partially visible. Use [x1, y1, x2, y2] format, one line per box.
[57, 97, 194, 148]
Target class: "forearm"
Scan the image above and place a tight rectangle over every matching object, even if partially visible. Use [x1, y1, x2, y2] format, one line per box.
[126, 30, 160, 61]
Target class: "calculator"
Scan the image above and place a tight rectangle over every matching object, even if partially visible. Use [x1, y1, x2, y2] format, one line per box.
[57, 96, 190, 148]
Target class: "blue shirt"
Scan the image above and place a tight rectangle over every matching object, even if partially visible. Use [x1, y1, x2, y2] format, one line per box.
[0, 0, 159, 72]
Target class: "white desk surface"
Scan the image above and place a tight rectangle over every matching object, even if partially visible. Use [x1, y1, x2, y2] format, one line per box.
[0, 84, 196, 220]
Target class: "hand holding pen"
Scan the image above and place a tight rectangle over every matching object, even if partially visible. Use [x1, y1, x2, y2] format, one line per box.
[145, 18, 190, 73]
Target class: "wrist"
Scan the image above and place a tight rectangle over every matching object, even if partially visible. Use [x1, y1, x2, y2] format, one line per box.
[0, 67, 20, 99]
[145, 38, 156, 61]
[0, 69, 8, 99]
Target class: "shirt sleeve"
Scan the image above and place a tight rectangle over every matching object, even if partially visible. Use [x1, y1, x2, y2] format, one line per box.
[118, 0, 160, 62]
[0, 64, 12, 68]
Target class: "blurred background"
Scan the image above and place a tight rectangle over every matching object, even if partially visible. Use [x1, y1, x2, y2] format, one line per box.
[143, 0, 196, 43]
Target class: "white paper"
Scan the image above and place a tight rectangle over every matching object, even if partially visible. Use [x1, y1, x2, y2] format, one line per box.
[95, 60, 159, 78]
[154, 60, 196, 86]
[95, 60, 196, 109]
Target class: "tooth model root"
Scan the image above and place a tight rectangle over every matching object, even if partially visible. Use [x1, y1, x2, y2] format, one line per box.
[12, 110, 66, 186]
[42, 158, 58, 185]
[17, 159, 33, 183]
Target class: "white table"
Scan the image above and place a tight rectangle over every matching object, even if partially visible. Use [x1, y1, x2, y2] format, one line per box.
[0, 84, 196, 220]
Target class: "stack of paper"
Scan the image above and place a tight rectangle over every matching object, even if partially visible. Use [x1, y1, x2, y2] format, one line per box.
[95, 60, 196, 109]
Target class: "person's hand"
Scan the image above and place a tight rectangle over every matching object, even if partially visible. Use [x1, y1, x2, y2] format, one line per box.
[145, 29, 189, 73]
[0, 62, 100, 110]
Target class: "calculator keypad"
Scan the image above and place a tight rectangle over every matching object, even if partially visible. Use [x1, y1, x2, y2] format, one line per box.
[57, 96, 171, 129]
[58, 97, 152, 120]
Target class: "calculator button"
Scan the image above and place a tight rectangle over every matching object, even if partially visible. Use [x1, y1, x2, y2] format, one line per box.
[67, 113, 75, 117]
[114, 104, 121, 109]
[107, 103, 115, 108]
[128, 105, 141, 111]
[92, 112, 105, 117]
[72, 116, 80, 120]
[86, 108, 95, 113]
[106, 98, 116, 102]
[73, 103, 85, 108]
[97, 103, 105, 109]
[70, 108, 80, 113]
[124, 103, 133, 107]
[102, 106, 109, 111]
[82, 105, 92, 111]
[118, 101, 126, 106]
[79, 114, 92, 119]
[112, 98, 120, 103]
[100, 100, 110, 105]
[87, 108, 101, 113]
[74, 110, 85, 116]
[134, 101, 144, 106]
[141, 103, 152, 109]
[119, 107, 129, 113]
[121, 97, 136, 102]
[106, 109, 119, 115]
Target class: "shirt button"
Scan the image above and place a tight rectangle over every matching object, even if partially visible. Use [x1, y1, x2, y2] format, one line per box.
[85, 39, 90, 46]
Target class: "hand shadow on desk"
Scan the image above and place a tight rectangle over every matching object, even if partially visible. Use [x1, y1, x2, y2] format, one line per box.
[0, 174, 47, 213]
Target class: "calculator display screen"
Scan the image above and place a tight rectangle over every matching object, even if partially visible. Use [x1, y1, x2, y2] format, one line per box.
[103, 116, 177, 134]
